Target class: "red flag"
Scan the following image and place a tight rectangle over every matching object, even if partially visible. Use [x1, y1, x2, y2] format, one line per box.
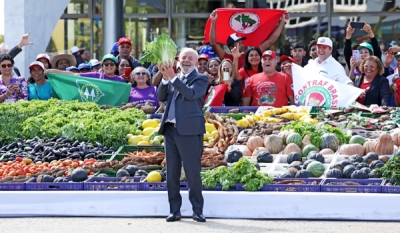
[203, 8, 286, 47]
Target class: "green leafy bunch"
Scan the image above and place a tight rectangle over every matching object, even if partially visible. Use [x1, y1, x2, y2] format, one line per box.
[201, 158, 273, 191]
[376, 156, 400, 185]
[139, 34, 177, 65]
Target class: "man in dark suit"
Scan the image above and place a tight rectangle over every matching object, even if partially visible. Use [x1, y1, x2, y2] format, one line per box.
[157, 48, 208, 223]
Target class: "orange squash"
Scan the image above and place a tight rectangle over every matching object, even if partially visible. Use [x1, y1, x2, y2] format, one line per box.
[391, 129, 400, 146]
[246, 136, 264, 152]
[375, 132, 394, 156]
[339, 144, 364, 156]
[252, 147, 269, 157]
[363, 141, 377, 155]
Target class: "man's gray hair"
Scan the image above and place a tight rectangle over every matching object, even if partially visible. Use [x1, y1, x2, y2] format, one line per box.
[179, 47, 198, 61]
[0, 43, 9, 55]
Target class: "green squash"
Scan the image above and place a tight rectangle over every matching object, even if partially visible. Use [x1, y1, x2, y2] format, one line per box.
[71, 168, 88, 182]
[286, 133, 302, 147]
[302, 144, 317, 157]
[320, 133, 339, 152]
[227, 149, 243, 163]
[349, 135, 366, 146]
[306, 161, 325, 177]
[287, 152, 302, 164]
[257, 151, 273, 163]
[351, 170, 368, 179]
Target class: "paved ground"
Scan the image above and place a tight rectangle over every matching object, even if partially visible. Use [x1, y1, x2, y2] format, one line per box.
[1, 218, 400, 233]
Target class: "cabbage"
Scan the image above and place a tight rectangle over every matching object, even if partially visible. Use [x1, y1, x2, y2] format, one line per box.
[139, 34, 177, 65]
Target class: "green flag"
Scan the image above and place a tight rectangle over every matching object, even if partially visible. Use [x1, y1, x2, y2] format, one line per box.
[47, 73, 131, 106]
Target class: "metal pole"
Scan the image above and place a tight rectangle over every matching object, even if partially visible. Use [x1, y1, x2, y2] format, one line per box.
[103, 0, 124, 56]
[89, 0, 94, 58]
[316, 0, 321, 38]
[168, 0, 172, 38]
[327, 0, 333, 38]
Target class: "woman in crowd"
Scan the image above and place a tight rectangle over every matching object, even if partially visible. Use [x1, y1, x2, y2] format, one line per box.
[27, 61, 53, 100]
[47, 54, 125, 83]
[197, 54, 209, 74]
[36, 54, 52, 69]
[50, 54, 77, 71]
[128, 67, 159, 108]
[354, 56, 390, 106]
[204, 59, 241, 106]
[238, 47, 262, 92]
[118, 58, 134, 82]
[89, 59, 101, 72]
[0, 54, 28, 103]
[205, 57, 221, 94]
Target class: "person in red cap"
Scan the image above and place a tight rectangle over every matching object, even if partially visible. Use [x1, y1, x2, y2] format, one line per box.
[280, 55, 296, 77]
[116, 37, 142, 70]
[209, 10, 289, 70]
[243, 50, 294, 107]
[197, 54, 209, 74]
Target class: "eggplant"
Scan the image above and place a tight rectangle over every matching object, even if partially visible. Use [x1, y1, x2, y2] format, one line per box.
[69, 153, 81, 159]
[56, 137, 64, 143]
[6, 142, 17, 150]
[84, 153, 95, 159]
[17, 142, 23, 149]
[72, 141, 80, 147]
[44, 142, 55, 147]
[33, 144, 43, 153]
[43, 147, 52, 156]
[50, 136, 60, 142]
[10, 148, 18, 153]
[69, 147, 80, 152]
[25, 139, 33, 144]
[81, 144, 88, 155]
[24, 147, 32, 151]
[29, 141, 35, 148]
[61, 138, 72, 144]
[52, 149, 62, 157]
[109, 147, 116, 152]
[47, 156, 58, 162]
[103, 150, 114, 154]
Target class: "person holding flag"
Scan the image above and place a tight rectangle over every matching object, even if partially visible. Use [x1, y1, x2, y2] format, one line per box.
[207, 9, 288, 69]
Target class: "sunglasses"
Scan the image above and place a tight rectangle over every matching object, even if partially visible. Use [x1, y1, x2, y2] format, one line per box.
[1, 64, 13, 68]
[103, 62, 116, 67]
[119, 64, 130, 67]
[135, 72, 147, 76]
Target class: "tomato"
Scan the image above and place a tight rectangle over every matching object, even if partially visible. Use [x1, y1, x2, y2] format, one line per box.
[62, 161, 70, 167]
[25, 173, 31, 176]
[36, 161, 42, 165]
[23, 167, 30, 174]
[43, 162, 49, 166]
[6, 161, 12, 165]
[8, 171, 16, 176]
[78, 161, 84, 166]
[70, 162, 79, 168]
[16, 170, 24, 176]
[15, 157, 23, 162]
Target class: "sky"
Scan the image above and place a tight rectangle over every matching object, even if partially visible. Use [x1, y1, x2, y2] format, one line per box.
[0, 1, 3, 35]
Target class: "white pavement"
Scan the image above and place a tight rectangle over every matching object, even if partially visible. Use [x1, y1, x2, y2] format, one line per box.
[1, 218, 400, 233]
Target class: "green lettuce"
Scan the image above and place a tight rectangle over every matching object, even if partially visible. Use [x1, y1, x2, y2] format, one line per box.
[139, 34, 177, 65]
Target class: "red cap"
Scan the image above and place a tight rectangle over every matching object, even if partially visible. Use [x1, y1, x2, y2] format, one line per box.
[352, 44, 360, 50]
[198, 54, 210, 61]
[118, 37, 132, 46]
[280, 55, 296, 63]
[262, 50, 277, 59]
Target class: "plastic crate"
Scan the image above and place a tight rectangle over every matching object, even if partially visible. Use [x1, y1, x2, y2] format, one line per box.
[94, 169, 117, 177]
[96, 154, 113, 161]
[84, 177, 144, 191]
[262, 178, 322, 192]
[0, 182, 25, 191]
[208, 107, 258, 114]
[218, 113, 247, 120]
[25, 177, 83, 191]
[321, 179, 383, 193]
[381, 180, 400, 193]
[203, 183, 244, 191]
[149, 114, 163, 119]
[114, 145, 164, 155]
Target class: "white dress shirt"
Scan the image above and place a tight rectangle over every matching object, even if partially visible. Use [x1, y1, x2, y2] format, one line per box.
[304, 55, 353, 85]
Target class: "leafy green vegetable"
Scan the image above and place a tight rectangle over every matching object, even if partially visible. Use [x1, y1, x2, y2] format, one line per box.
[139, 34, 177, 65]
[201, 158, 273, 191]
[376, 156, 400, 185]
[281, 121, 350, 147]
[0, 99, 146, 148]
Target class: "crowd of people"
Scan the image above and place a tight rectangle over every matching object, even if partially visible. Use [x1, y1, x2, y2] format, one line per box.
[1, 12, 400, 108]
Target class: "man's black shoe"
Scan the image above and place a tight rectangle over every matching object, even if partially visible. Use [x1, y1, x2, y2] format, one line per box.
[166, 213, 181, 222]
[192, 213, 206, 222]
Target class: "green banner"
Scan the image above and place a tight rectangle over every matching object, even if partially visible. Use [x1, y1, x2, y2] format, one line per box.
[47, 73, 131, 106]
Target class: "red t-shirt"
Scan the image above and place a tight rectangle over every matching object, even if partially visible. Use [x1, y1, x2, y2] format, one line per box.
[243, 72, 294, 107]
[238, 68, 260, 93]
[356, 82, 371, 105]
[224, 53, 245, 69]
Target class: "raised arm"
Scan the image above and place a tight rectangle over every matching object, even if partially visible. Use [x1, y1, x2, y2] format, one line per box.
[209, 11, 226, 60]
[259, 13, 289, 52]
[8, 32, 34, 59]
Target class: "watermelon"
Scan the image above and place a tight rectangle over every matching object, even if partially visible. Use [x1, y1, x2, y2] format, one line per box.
[302, 144, 317, 157]
[286, 133, 302, 147]
[320, 133, 339, 151]
[306, 161, 325, 177]
[349, 135, 366, 145]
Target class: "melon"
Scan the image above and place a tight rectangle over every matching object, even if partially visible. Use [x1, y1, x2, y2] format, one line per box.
[286, 133, 302, 147]
[306, 161, 325, 177]
[349, 135, 366, 145]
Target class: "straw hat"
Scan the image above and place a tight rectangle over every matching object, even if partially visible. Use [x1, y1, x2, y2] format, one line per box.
[50, 54, 77, 68]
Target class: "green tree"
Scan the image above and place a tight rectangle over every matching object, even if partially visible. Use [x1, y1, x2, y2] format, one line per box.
[0, 35, 3, 44]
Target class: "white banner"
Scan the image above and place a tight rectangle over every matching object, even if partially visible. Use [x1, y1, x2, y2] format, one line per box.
[292, 64, 363, 108]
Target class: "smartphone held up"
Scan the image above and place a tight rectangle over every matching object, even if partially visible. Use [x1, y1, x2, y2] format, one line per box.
[223, 68, 230, 81]
[350, 22, 364, 29]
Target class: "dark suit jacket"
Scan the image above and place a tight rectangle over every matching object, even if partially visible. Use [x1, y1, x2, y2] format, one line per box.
[157, 70, 208, 136]
[354, 74, 390, 106]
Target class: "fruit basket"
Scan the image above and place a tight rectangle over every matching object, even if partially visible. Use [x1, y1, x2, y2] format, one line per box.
[84, 177, 143, 191]
[321, 179, 383, 193]
[261, 178, 323, 192]
[381, 180, 400, 194]
[0, 181, 25, 191]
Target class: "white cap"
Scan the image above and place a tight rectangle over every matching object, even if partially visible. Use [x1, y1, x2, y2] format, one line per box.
[89, 59, 100, 67]
[29, 61, 45, 70]
[70, 46, 83, 54]
[317, 37, 333, 48]
[36, 53, 50, 62]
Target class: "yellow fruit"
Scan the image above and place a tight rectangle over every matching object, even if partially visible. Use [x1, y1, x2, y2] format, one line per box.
[208, 139, 215, 147]
[211, 130, 218, 137]
[262, 110, 273, 117]
[205, 123, 217, 133]
[126, 133, 134, 139]
[142, 136, 150, 142]
[150, 139, 161, 145]
[203, 141, 208, 146]
[146, 171, 162, 182]
[128, 136, 142, 145]
[254, 113, 262, 121]
[142, 119, 158, 129]
[153, 118, 161, 123]
[137, 141, 151, 146]
[204, 133, 211, 141]
[237, 119, 248, 128]
[246, 115, 255, 124]
[154, 136, 163, 142]
[142, 127, 155, 136]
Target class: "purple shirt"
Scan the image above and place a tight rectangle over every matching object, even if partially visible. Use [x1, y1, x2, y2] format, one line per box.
[0, 76, 28, 103]
[129, 86, 159, 108]
[80, 72, 126, 83]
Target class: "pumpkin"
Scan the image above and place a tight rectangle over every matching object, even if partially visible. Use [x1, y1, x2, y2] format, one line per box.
[342, 165, 356, 178]
[256, 151, 273, 163]
[264, 135, 283, 154]
[326, 168, 342, 178]
[369, 160, 384, 169]
[349, 154, 363, 163]
[234, 145, 252, 156]
[116, 169, 130, 177]
[339, 144, 364, 156]
[303, 159, 316, 169]
[363, 152, 379, 165]
[287, 152, 302, 164]
[301, 135, 312, 149]
[391, 129, 400, 146]
[283, 143, 302, 155]
[278, 130, 293, 145]
[295, 170, 312, 178]
[71, 168, 88, 182]
[360, 167, 371, 174]
[363, 141, 377, 155]
[286, 133, 302, 147]
[246, 136, 264, 152]
[351, 170, 368, 179]
[320, 133, 339, 152]
[252, 147, 269, 157]
[307, 153, 325, 163]
[319, 148, 335, 155]
[374, 132, 394, 155]
[226, 149, 243, 163]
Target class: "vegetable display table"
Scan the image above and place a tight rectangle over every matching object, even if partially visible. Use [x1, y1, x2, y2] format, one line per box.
[1, 191, 399, 220]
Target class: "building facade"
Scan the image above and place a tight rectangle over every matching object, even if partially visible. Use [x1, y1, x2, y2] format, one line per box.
[4, 0, 400, 77]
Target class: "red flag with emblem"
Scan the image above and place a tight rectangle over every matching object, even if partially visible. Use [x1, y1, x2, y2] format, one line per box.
[203, 8, 286, 47]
